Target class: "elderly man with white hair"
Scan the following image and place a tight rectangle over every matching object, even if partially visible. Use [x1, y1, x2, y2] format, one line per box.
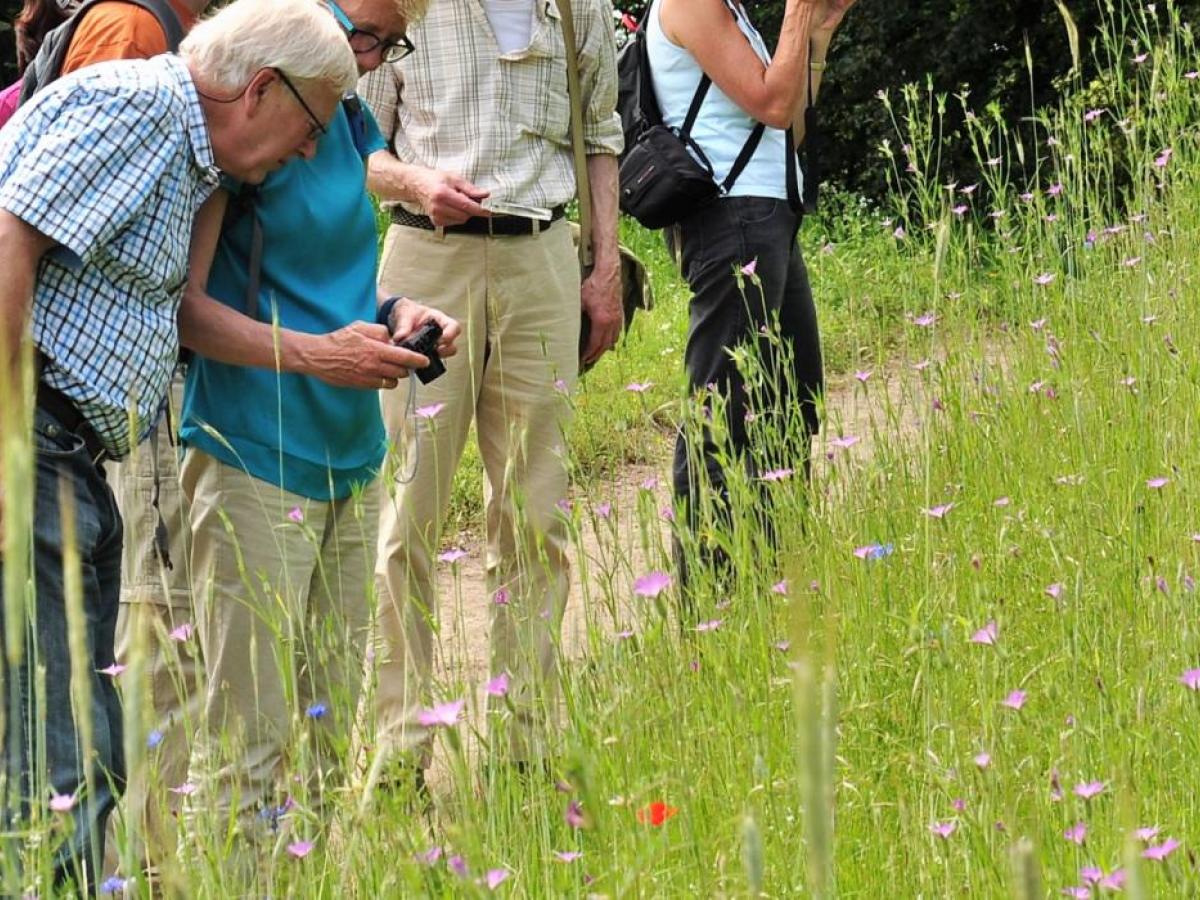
[0, 0, 357, 887]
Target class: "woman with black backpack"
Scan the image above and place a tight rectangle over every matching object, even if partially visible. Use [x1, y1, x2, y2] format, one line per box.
[646, 0, 855, 592]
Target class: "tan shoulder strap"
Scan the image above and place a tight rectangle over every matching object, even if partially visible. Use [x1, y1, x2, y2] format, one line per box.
[554, 0, 593, 270]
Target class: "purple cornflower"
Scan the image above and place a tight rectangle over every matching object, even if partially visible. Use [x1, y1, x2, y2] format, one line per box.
[484, 869, 510, 890]
[634, 571, 672, 598]
[418, 700, 465, 728]
[1002, 690, 1027, 710]
[929, 821, 956, 839]
[415, 403, 446, 419]
[970, 621, 998, 645]
[415, 846, 443, 865]
[1142, 837, 1181, 861]
[565, 800, 585, 829]
[485, 672, 510, 697]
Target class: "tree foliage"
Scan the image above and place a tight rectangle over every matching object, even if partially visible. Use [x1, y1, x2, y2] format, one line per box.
[624, 0, 1198, 202]
[1, 0, 19, 86]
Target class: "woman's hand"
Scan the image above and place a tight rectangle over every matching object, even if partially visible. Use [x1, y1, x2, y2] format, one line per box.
[812, 0, 856, 36]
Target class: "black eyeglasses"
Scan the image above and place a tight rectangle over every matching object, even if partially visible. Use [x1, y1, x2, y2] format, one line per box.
[326, 0, 415, 62]
[275, 68, 327, 141]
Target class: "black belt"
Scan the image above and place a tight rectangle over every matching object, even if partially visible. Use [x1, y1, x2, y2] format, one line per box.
[36, 382, 108, 463]
[390, 205, 565, 236]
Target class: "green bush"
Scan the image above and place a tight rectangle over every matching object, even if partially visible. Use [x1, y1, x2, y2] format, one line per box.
[617, 0, 1200, 204]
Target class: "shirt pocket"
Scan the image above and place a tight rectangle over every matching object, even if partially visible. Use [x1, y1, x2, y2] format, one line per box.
[509, 1, 571, 145]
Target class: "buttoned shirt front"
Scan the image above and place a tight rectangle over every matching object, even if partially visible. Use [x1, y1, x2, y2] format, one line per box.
[0, 54, 219, 458]
[360, 0, 623, 212]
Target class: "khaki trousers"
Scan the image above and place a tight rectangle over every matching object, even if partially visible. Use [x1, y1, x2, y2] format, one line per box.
[180, 448, 376, 825]
[374, 219, 580, 764]
[107, 374, 201, 875]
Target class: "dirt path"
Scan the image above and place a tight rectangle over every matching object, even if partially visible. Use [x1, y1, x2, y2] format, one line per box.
[415, 360, 933, 780]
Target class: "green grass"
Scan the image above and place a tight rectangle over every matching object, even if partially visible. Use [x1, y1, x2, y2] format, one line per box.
[5, 0, 1200, 894]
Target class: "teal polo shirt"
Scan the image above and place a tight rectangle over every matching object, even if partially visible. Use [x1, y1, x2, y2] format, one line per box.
[181, 99, 389, 501]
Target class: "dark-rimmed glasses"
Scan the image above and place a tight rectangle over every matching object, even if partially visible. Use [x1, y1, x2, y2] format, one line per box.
[326, 0, 415, 62]
[275, 68, 328, 141]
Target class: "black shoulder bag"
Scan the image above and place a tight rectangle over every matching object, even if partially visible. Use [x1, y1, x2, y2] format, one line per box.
[617, 0, 766, 229]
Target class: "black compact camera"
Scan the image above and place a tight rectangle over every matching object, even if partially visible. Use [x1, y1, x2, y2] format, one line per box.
[399, 320, 446, 384]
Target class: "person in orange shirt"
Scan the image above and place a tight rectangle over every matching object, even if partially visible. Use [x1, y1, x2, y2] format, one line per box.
[59, 0, 208, 74]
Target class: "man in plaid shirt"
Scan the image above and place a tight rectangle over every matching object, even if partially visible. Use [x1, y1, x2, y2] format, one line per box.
[361, 0, 623, 784]
[0, 0, 357, 885]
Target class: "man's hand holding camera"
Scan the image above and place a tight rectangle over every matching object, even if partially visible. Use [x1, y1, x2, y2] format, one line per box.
[386, 296, 460, 385]
[300, 299, 459, 391]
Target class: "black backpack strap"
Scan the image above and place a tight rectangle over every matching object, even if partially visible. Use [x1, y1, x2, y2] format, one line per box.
[677, 0, 740, 139]
[221, 184, 263, 320]
[722, 121, 765, 193]
[800, 51, 819, 213]
[785, 124, 800, 211]
[341, 93, 374, 158]
[136, 0, 185, 51]
[234, 99, 361, 324]
[677, 74, 712, 139]
[245, 206, 264, 321]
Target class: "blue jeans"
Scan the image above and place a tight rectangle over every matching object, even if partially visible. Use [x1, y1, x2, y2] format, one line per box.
[1, 407, 125, 889]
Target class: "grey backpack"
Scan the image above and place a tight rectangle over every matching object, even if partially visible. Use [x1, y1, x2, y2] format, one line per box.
[18, 0, 184, 104]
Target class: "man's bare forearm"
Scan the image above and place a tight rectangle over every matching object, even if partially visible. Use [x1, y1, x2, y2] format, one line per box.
[178, 286, 318, 372]
[366, 150, 426, 204]
[585, 153, 620, 273]
[0, 211, 54, 412]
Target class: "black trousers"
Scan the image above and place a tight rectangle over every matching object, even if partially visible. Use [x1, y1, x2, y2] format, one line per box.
[667, 195, 823, 530]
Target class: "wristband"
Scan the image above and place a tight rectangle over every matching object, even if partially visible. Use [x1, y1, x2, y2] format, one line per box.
[810, 60, 828, 71]
[376, 295, 403, 333]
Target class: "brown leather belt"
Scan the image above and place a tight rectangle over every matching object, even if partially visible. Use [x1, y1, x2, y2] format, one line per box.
[390, 205, 565, 236]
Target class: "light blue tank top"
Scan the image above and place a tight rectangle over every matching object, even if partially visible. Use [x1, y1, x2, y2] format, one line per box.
[645, 0, 801, 201]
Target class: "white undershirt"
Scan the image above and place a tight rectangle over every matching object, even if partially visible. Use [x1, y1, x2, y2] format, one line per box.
[482, 0, 536, 54]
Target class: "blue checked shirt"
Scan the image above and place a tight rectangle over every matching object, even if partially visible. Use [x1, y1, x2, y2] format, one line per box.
[0, 55, 219, 458]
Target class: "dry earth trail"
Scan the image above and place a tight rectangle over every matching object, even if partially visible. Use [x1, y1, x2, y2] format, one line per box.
[412, 359, 932, 783]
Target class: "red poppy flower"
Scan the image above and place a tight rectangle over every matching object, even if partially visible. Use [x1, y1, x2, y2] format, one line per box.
[636, 801, 678, 827]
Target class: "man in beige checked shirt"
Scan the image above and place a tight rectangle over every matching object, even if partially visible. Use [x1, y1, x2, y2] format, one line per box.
[359, 0, 623, 781]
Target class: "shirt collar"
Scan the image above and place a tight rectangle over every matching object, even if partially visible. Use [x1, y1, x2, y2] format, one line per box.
[162, 54, 219, 186]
